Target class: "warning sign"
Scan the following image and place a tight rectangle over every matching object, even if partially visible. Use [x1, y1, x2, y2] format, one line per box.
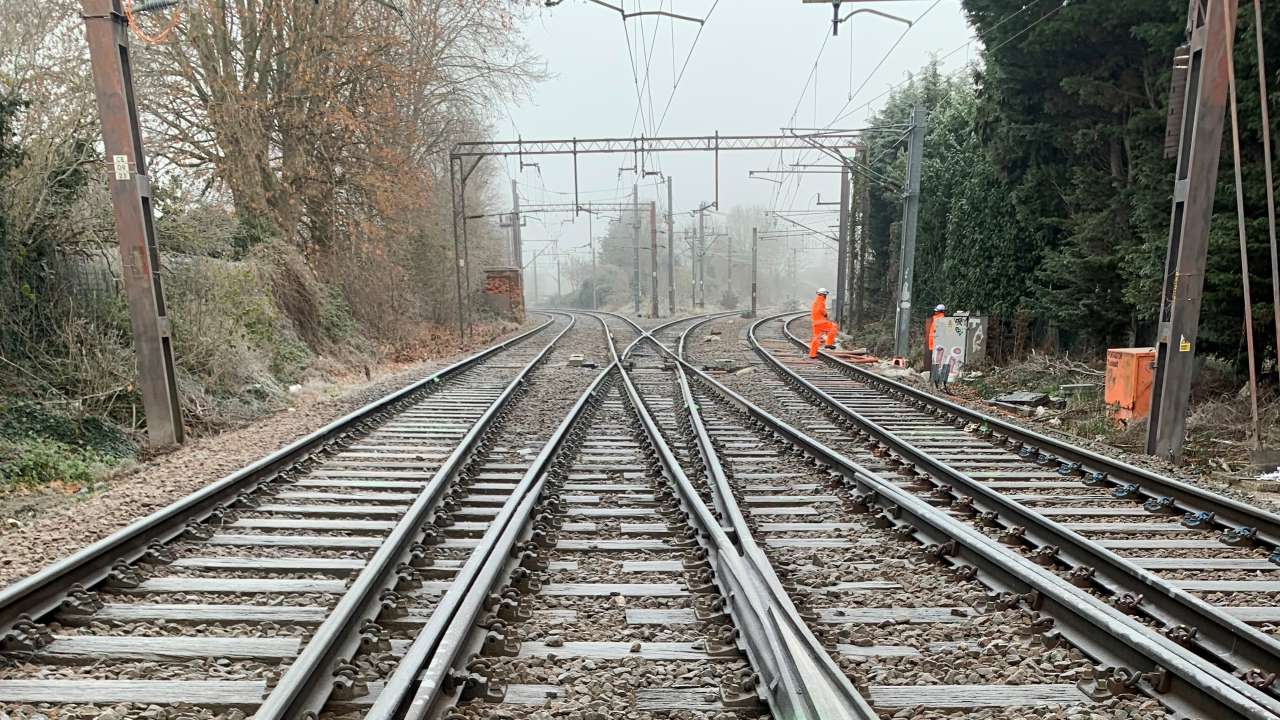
[1178, 334, 1191, 352]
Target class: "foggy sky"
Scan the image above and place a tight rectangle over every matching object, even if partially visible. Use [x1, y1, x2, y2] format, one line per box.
[493, 0, 976, 288]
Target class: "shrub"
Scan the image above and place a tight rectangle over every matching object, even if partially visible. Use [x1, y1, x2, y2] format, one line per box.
[0, 436, 110, 491]
[0, 400, 135, 458]
[319, 286, 358, 345]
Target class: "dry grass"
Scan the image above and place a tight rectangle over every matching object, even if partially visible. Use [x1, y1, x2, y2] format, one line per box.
[954, 352, 1278, 474]
[1184, 388, 1280, 469]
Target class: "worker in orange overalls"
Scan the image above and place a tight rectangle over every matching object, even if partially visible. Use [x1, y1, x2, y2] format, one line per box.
[808, 288, 838, 358]
[924, 303, 946, 382]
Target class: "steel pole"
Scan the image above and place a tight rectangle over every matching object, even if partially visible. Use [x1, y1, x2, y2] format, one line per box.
[892, 105, 927, 359]
[650, 202, 659, 317]
[82, 0, 183, 446]
[697, 207, 706, 308]
[687, 230, 696, 308]
[589, 210, 597, 310]
[727, 232, 734, 304]
[511, 178, 522, 268]
[835, 165, 850, 326]
[854, 170, 869, 331]
[632, 184, 641, 315]
[450, 159, 466, 339]
[461, 196, 472, 329]
[834, 162, 855, 325]
[667, 179, 676, 315]
[1147, 0, 1239, 462]
[750, 227, 759, 318]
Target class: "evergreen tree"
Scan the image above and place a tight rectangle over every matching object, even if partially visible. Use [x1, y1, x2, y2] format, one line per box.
[861, 0, 1280, 367]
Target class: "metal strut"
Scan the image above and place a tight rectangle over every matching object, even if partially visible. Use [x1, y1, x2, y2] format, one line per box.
[1146, 0, 1240, 463]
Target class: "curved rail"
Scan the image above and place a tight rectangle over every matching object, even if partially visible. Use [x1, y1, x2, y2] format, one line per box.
[665, 313, 1280, 719]
[596, 311, 879, 720]
[371, 310, 881, 720]
[0, 316, 557, 642]
[756, 312, 1280, 687]
[741, 312, 1280, 718]
[778, 312, 1280, 552]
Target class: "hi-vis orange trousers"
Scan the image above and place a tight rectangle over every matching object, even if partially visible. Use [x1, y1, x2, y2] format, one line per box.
[809, 321, 837, 358]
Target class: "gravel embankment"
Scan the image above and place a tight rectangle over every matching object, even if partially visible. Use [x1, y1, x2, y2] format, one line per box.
[0, 319, 536, 589]
[778, 314, 1280, 513]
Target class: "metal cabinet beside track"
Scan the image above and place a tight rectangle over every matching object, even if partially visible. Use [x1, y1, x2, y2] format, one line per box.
[930, 312, 987, 377]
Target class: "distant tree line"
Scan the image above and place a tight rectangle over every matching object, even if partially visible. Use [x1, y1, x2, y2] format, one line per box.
[860, 0, 1278, 370]
[0, 2, 537, 431]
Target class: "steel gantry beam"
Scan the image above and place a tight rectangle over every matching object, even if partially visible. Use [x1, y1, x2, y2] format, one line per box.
[445, 130, 880, 332]
[455, 131, 870, 213]
[453, 133, 866, 158]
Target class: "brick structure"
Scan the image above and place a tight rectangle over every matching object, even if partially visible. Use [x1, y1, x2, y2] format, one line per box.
[481, 267, 525, 322]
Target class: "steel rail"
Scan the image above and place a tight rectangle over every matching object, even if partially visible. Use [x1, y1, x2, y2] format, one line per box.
[255, 313, 576, 717]
[749, 312, 1280, 714]
[374, 308, 869, 719]
[364, 312, 621, 719]
[0, 316, 556, 642]
[595, 311, 879, 720]
[765, 312, 1280, 683]
[664, 323, 879, 718]
[659, 314, 1280, 720]
[778, 313, 1280, 553]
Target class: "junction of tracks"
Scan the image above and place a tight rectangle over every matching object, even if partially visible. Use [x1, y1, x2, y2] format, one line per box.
[1, 311, 1279, 720]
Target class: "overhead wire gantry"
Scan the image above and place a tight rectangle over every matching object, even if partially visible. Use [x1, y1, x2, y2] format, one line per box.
[447, 130, 874, 335]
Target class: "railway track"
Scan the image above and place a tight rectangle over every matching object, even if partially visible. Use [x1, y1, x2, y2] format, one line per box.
[4, 307, 1278, 719]
[366, 311, 879, 719]
[749, 314, 1280, 683]
[670, 311, 1280, 718]
[0, 314, 597, 718]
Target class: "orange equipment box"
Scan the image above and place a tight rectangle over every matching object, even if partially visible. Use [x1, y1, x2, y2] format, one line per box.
[1105, 347, 1156, 424]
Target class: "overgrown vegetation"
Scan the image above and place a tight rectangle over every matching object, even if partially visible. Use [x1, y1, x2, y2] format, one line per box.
[858, 1, 1279, 373]
[845, 6, 1279, 468]
[0, 401, 132, 490]
[0, 2, 538, 489]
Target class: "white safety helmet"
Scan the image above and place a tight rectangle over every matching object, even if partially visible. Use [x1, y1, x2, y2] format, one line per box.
[934, 304, 946, 312]
[817, 288, 829, 296]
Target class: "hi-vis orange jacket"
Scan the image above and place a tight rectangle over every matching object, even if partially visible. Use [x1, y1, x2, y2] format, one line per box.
[925, 311, 944, 351]
[811, 294, 829, 323]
